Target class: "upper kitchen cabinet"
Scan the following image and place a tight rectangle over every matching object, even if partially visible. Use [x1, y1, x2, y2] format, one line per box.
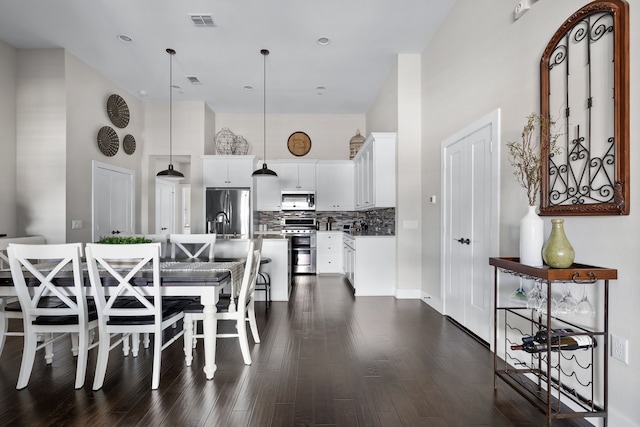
[316, 161, 354, 211]
[255, 161, 282, 211]
[279, 161, 317, 191]
[202, 155, 257, 188]
[353, 133, 396, 210]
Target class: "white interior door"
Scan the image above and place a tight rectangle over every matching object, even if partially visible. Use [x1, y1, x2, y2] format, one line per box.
[92, 161, 135, 241]
[156, 179, 175, 235]
[441, 110, 500, 346]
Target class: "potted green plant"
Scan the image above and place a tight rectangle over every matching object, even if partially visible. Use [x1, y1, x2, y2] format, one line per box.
[507, 113, 560, 267]
[96, 236, 152, 244]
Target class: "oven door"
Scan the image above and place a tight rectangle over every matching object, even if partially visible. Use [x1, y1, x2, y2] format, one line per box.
[291, 247, 317, 274]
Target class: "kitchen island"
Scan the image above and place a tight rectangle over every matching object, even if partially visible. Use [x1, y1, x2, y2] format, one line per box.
[214, 234, 290, 301]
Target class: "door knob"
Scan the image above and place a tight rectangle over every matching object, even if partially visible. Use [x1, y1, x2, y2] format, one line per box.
[111, 230, 121, 235]
[456, 238, 470, 245]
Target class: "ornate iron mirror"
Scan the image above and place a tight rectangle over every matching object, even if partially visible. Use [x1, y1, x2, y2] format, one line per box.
[540, 0, 629, 215]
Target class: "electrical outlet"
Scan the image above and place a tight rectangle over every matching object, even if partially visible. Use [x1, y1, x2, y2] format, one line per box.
[611, 334, 629, 364]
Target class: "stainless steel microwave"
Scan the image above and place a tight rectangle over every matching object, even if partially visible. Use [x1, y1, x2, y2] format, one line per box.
[281, 191, 315, 211]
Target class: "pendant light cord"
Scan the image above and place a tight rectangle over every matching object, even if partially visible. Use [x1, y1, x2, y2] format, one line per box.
[263, 49, 267, 161]
[169, 48, 174, 166]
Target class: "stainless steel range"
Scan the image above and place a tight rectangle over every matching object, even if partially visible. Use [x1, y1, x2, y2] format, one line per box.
[282, 217, 317, 274]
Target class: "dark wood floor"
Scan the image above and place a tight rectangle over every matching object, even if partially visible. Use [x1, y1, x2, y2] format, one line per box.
[0, 275, 590, 426]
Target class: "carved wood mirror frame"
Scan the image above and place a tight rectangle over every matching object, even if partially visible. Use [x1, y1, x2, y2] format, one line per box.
[540, 0, 629, 216]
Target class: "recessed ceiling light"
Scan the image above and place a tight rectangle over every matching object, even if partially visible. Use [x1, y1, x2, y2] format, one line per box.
[117, 34, 133, 43]
[244, 85, 254, 91]
[317, 37, 330, 46]
[316, 86, 326, 95]
[138, 90, 147, 97]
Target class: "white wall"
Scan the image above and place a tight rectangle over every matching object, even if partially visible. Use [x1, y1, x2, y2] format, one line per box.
[420, 0, 639, 425]
[16, 49, 67, 243]
[65, 51, 144, 243]
[216, 114, 365, 160]
[0, 40, 17, 236]
[366, 55, 423, 297]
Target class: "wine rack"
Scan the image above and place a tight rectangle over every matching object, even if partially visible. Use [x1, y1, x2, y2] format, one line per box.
[490, 257, 616, 426]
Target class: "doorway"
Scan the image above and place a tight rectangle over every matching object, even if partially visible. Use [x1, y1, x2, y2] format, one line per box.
[440, 109, 500, 347]
[92, 161, 135, 242]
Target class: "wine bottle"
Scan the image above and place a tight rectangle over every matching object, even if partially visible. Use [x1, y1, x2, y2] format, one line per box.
[511, 335, 597, 353]
[522, 328, 575, 344]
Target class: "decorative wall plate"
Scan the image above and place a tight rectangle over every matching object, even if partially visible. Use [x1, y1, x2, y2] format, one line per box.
[106, 94, 130, 128]
[123, 134, 136, 155]
[97, 126, 119, 157]
[287, 131, 311, 156]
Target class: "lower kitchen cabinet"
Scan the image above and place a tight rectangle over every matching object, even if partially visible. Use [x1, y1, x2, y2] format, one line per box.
[214, 237, 290, 301]
[317, 231, 343, 273]
[343, 233, 396, 296]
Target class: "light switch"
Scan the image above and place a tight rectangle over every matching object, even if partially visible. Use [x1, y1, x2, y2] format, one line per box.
[71, 220, 83, 229]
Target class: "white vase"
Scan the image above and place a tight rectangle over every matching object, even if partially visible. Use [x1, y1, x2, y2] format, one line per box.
[519, 205, 544, 266]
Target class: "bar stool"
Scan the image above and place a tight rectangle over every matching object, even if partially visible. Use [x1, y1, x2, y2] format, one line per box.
[255, 258, 271, 308]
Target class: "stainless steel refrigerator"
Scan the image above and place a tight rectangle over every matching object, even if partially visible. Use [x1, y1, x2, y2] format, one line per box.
[205, 188, 252, 236]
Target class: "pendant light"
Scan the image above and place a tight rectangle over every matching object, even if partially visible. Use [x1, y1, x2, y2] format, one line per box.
[252, 49, 278, 177]
[157, 48, 184, 180]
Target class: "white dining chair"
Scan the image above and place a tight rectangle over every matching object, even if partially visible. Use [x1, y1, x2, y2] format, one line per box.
[0, 236, 47, 358]
[85, 242, 189, 390]
[183, 237, 262, 366]
[7, 242, 98, 389]
[169, 233, 217, 261]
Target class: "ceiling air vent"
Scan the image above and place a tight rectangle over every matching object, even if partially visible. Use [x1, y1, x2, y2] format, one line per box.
[187, 76, 202, 85]
[188, 14, 216, 27]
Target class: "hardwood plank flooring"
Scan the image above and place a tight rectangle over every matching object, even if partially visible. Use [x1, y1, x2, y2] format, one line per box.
[0, 274, 592, 426]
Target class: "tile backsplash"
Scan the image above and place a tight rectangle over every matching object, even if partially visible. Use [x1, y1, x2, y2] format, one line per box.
[258, 208, 395, 234]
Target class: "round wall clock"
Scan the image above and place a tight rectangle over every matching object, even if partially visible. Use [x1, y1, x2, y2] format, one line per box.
[106, 94, 130, 128]
[287, 131, 311, 157]
[97, 126, 119, 157]
[123, 134, 136, 155]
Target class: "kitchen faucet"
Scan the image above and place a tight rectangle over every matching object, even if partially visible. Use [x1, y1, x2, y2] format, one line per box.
[214, 211, 230, 235]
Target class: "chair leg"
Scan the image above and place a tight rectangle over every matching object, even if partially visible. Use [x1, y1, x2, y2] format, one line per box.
[247, 301, 260, 344]
[236, 318, 252, 365]
[44, 333, 54, 364]
[143, 333, 150, 349]
[122, 334, 131, 356]
[151, 332, 162, 390]
[71, 332, 79, 357]
[16, 332, 38, 390]
[131, 333, 140, 357]
[92, 332, 112, 391]
[183, 314, 194, 366]
[0, 305, 7, 357]
[74, 330, 89, 389]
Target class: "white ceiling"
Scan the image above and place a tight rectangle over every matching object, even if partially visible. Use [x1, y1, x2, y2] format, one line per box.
[0, 0, 455, 114]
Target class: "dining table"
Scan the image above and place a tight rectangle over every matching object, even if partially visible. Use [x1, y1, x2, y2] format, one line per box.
[0, 258, 246, 381]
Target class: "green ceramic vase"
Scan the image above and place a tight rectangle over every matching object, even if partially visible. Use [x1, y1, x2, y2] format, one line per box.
[542, 219, 575, 268]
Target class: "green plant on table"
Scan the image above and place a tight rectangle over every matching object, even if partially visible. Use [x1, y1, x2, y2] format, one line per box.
[96, 236, 152, 244]
[506, 113, 561, 206]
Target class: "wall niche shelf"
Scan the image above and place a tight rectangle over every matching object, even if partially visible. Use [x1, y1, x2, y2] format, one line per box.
[490, 257, 616, 426]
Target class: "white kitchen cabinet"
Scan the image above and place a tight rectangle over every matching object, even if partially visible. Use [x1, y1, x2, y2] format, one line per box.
[353, 133, 396, 210]
[343, 233, 396, 296]
[279, 161, 316, 191]
[214, 237, 291, 301]
[316, 161, 354, 211]
[317, 231, 343, 273]
[255, 161, 282, 211]
[342, 233, 355, 284]
[202, 155, 256, 188]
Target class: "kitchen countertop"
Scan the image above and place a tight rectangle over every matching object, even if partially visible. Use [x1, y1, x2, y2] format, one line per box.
[343, 230, 395, 237]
